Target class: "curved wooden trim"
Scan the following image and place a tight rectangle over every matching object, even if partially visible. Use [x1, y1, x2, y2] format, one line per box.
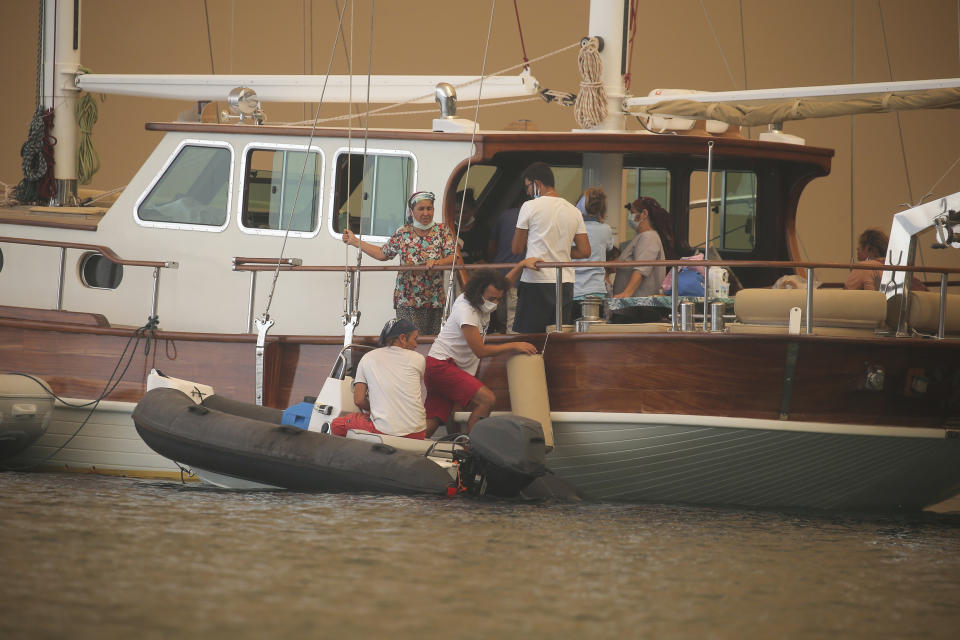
[0, 306, 110, 327]
[0, 235, 171, 268]
[0, 316, 269, 343]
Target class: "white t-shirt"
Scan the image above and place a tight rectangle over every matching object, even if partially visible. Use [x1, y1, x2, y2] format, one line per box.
[516, 196, 588, 284]
[353, 346, 426, 436]
[428, 294, 489, 376]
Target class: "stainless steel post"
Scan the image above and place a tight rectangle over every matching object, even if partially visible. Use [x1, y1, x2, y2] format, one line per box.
[938, 272, 948, 339]
[254, 314, 275, 406]
[150, 267, 161, 319]
[670, 265, 679, 331]
[245, 272, 258, 333]
[680, 301, 695, 331]
[704, 141, 714, 330]
[710, 301, 725, 332]
[555, 267, 563, 332]
[805, 267, 814, 334]
[56, 247, 66, 310]
[342, 270, 360, 347]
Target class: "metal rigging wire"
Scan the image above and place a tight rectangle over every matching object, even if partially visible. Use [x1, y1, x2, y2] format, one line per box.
[260, 0, 350, 319]
[443, 0, 499, 322]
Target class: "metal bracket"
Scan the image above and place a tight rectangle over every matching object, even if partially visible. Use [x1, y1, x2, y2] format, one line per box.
[779, 341, 800, 420]
[254, 314, 275, 406]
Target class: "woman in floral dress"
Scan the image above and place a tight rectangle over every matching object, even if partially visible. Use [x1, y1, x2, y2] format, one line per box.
[342, 191, 457, 334]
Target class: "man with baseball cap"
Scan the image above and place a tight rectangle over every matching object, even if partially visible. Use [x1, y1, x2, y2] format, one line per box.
[330, 317, 427, 439]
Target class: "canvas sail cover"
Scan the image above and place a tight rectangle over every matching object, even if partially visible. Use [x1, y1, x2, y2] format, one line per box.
[626, 88, 960, 126]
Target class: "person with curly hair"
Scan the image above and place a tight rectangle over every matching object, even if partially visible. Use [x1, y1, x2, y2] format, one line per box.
[424, 260, 541, 435]
[844, 228, 888, 291]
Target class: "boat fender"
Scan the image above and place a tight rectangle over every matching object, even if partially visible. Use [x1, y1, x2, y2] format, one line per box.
[506, 354, 554, 451]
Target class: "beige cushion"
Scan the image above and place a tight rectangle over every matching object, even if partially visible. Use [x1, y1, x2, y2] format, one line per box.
[887, 292, 960, 334]
[584, 322, 672, 333]
[735, 288, 886, 329]
[727, 323, 885, 337]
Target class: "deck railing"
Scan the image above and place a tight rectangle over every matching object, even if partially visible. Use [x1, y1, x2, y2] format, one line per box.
[233, 257, 960, 340]
[0, 236, 178, 320]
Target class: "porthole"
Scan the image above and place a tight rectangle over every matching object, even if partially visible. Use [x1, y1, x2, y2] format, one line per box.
[79, 252, 123, 290]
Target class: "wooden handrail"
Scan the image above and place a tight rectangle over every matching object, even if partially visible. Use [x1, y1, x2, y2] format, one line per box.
[231, 257, 960, 276]
[0, 235, 176, 269]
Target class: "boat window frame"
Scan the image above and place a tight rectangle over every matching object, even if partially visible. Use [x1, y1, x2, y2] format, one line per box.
[326, 146, 419, 243]
[133, 139, 235, 233]
[688, 168, 760, 254]
[77, 251, 124, 290]
[237, 142, 325, 238]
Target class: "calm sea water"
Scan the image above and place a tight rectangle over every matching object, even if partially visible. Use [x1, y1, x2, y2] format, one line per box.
[2, 472, 959, 639]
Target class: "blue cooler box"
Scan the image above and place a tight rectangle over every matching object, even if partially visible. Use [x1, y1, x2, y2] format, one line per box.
[281, 402, 314, 429]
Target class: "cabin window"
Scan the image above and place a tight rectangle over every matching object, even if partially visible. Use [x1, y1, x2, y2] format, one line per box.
[610, 167, 673, 247]
[78, 252, 123, 290]
[688, 170, 757, 252]
[455, 165, 498, 198]
[136, 142, 232, 230]
[240, 146, 323, 235]
[624, 167, 671, 209]
[331, 149, 416, 239]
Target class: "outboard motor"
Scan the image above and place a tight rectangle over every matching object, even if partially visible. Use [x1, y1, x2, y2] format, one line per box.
[459, 415, 547, 497]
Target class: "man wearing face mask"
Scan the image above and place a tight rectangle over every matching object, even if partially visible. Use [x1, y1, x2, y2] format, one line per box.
[424, 261, 540, 435]
[511, 162, 591, 333]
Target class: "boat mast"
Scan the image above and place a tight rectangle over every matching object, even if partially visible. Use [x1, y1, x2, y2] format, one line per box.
[582, 0, 628, 221]
[43, 0, 81, 206]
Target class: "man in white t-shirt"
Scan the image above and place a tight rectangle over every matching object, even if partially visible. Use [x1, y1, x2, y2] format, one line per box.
[511, 162, 591, 333]
[424, 263, 539, 435]
[331, 317, 427, 439]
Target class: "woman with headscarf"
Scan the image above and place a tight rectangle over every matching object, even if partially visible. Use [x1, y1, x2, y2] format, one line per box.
[342, 191, 457, 334]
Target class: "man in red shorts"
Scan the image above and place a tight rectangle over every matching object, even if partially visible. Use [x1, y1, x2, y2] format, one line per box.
[331, 317, 427, 440]
[424, 263, 540, 436]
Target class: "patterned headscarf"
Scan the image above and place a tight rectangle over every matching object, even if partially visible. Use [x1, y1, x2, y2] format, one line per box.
[407, 191, 435, 210]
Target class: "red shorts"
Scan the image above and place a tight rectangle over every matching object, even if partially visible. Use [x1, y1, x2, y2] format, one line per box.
[329, 412, 426, 440]
[424, 356, 484, 423]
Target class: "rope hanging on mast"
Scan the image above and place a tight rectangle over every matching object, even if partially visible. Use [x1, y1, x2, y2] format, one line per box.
[574, 37, 607, 128]
[15, 0, 55, 205]
[76, 67, 103, 186]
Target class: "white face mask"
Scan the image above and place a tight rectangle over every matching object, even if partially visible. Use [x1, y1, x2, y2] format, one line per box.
[481, 299, 499, 313]
[412, 219, 435, 231]
[628, 215, 640, 231]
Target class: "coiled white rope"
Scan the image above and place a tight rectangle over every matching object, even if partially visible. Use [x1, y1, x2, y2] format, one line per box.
[574, 37, 607, 129]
